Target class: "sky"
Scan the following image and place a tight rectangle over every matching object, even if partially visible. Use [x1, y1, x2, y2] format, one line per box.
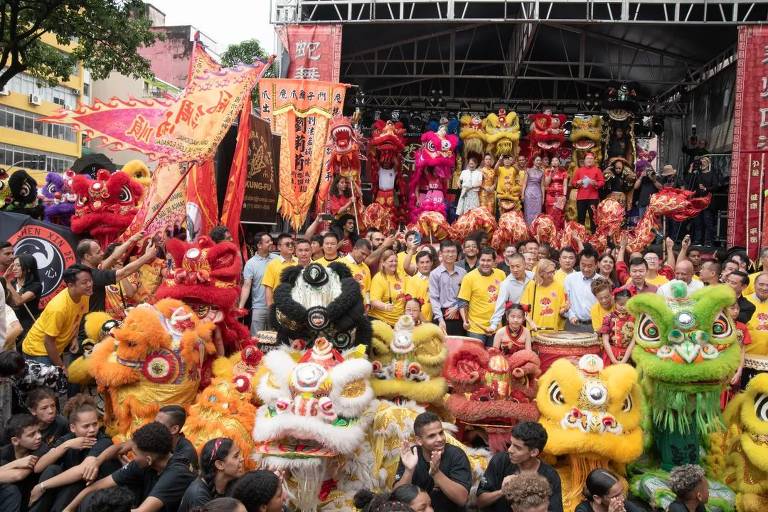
[146, 0, 276, 57]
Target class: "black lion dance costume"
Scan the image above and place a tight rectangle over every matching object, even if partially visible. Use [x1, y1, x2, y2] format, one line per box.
[271, 262, 372, 351]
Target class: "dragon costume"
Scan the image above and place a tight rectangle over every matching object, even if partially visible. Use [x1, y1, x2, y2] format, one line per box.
[710, 373, 768, 512]
[70, 169, 144, 248]
[155, 235, 249, 360]
[537, 354, 644, 511]
[253, 338, 376, 511]
[1, 170, 43, 219]
[408, 125, 458, 223]
[363, 119, 407, 232]
[271, 262, 372, 351]
[38, 171, 76, 225]
[444, 342, 541, 452]
[483, 109, 521, 158]
[627, 284, 739, 510]
[89, 299, 216, 437]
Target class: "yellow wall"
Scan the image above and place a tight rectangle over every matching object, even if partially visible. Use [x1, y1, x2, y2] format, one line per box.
[0, 34, 84, 182]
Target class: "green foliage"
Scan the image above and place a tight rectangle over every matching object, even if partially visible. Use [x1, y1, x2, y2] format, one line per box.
[0, 0, 156, 89]
[221, 38, 275, 105]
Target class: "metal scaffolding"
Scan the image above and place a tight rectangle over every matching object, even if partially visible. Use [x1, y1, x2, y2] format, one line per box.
[272, 0, 768, 25]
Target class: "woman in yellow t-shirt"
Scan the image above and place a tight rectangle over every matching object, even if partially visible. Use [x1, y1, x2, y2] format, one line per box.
[520, 258, 567, 331]
[369, 249, 406, 327]
[590, 276, 615, 332]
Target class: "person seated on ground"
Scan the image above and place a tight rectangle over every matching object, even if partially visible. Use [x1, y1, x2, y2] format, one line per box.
[354, 485, 433, 512]
[394, 412, 471, 512]
[476, 421, 563, 512]
[0, 414, 46, 512]
[155, 404, 198, 469]
[26, 387, 68, 448]
[28, 394, 120, 510]
[0, 354, 68, 416]
[82, 486, 135, 512]
[199, 497, 248, 512]
[179, 437, 244, 512]
[667, 464, 708, 512]
[227, 470, 285, 512]
[575, 468, 643, 512]
[65, 422, 196, 512]
[501, 472, 552, 512]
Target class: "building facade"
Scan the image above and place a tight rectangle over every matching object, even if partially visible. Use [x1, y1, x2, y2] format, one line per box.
[0, 32, 87, 183]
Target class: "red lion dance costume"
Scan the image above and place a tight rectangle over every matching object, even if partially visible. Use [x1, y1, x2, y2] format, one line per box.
[155, 236, 250, 384]
[408, 125, 458, 223]
[363, 119, 407, 232]
[70, 169, 144, 248]
[528, 110, 567, 161]
[325, 116, 366, 226]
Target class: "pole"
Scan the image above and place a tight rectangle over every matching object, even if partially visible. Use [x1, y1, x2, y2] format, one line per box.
[349, 179, 361, 235]
[141, 162, 193, 231]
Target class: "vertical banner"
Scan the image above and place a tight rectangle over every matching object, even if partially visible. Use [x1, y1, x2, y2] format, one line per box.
[730, 26, 768, 258]
[259, 79, 348, 231]
[121, 161, 188, 240]
[240, 116, 279, 224]
[277, 24, 342, 81]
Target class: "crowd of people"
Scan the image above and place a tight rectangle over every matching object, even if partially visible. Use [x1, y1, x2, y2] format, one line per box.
[0, 190, 763, 511]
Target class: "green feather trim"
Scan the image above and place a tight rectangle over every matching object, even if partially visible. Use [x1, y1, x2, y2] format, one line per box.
[649, 380, 725, 435]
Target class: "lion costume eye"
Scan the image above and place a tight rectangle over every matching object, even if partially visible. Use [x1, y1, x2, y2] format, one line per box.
[119, 185, 133, 203]
[548, 381, 564, 405]
[637, 315, 661, 346]
[712, 313, 733, 339]
[622, 394, 633, 413]
[755, 393, 768, 422]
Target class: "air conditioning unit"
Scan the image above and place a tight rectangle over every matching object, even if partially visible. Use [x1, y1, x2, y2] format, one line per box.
[28, 94, 41, 105]
[0, 88, 10, 96]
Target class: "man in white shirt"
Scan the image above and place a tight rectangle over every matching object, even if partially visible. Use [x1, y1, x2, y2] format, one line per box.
[489, 254, 533, 331]
[657, 260, 704, 298]
[564, 247, 599, 332]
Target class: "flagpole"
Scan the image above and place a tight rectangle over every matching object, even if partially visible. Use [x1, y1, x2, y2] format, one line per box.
[141, 162, 193, 231]
[350, 180, 360, 235]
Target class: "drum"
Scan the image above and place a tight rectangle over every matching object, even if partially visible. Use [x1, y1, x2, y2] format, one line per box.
[742, 353, 768, 389]
[533, 330, 601, 372]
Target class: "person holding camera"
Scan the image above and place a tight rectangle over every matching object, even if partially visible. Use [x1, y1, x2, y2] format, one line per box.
[633, 160, 662, 219]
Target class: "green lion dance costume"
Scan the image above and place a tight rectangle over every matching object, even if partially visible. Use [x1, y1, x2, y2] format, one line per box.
[628, 283, 740, 511]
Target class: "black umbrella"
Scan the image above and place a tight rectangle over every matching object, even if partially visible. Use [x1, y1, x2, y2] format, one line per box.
[70, 153, 118, 178]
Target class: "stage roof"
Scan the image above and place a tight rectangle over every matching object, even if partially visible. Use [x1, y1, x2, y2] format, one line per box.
[271, 0, 756, 115]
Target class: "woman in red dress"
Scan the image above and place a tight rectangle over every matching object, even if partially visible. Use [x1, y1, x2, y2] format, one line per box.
[328, 174, 354, 217]
[543, 156, 568, 229]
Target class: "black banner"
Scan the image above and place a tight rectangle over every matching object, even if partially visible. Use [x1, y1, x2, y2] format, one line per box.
[241, 115, 279, 224]
[0, 212, 79, 307]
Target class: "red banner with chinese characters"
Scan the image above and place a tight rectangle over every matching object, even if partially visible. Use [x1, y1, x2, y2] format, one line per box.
[278, 24, 342, 81]
[730, 26, 768, 258]
[259, 78, 348, 230]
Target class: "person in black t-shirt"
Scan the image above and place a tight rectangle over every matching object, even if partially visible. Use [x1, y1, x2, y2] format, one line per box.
[76, 236, 157, 312]
[179, 437, 245, 512]
[66, 422, 195, 512]
[155, 404, 199, 470]
[27, 395, 120, 510]
[476, 421, 563, 512]
[574, 469, 643, 512]
[0, 414, 47, 512]
[667, 464, 708, 512]
[228, 470, 285, 512]
[393, 412, 471, 512]
[26, 388, 68, 448]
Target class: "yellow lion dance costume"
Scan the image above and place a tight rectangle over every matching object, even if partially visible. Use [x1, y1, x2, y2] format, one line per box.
[483, 109, 520, 158]
[536, 354, 644, 511]
[90, 298, 215, 437]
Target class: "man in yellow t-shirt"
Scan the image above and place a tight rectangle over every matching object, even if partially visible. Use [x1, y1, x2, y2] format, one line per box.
[744, 248, 768, 295]
[458, 248, 506, 346]
[342, 239, 373, 304]
[22, 264, 93, 371]
[315, 232, 342, 266]
[554, 247, 577, 288]
[405, 250, 434, 321]
[262, 234, 298, 307]
[746, 273, 768, 356]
